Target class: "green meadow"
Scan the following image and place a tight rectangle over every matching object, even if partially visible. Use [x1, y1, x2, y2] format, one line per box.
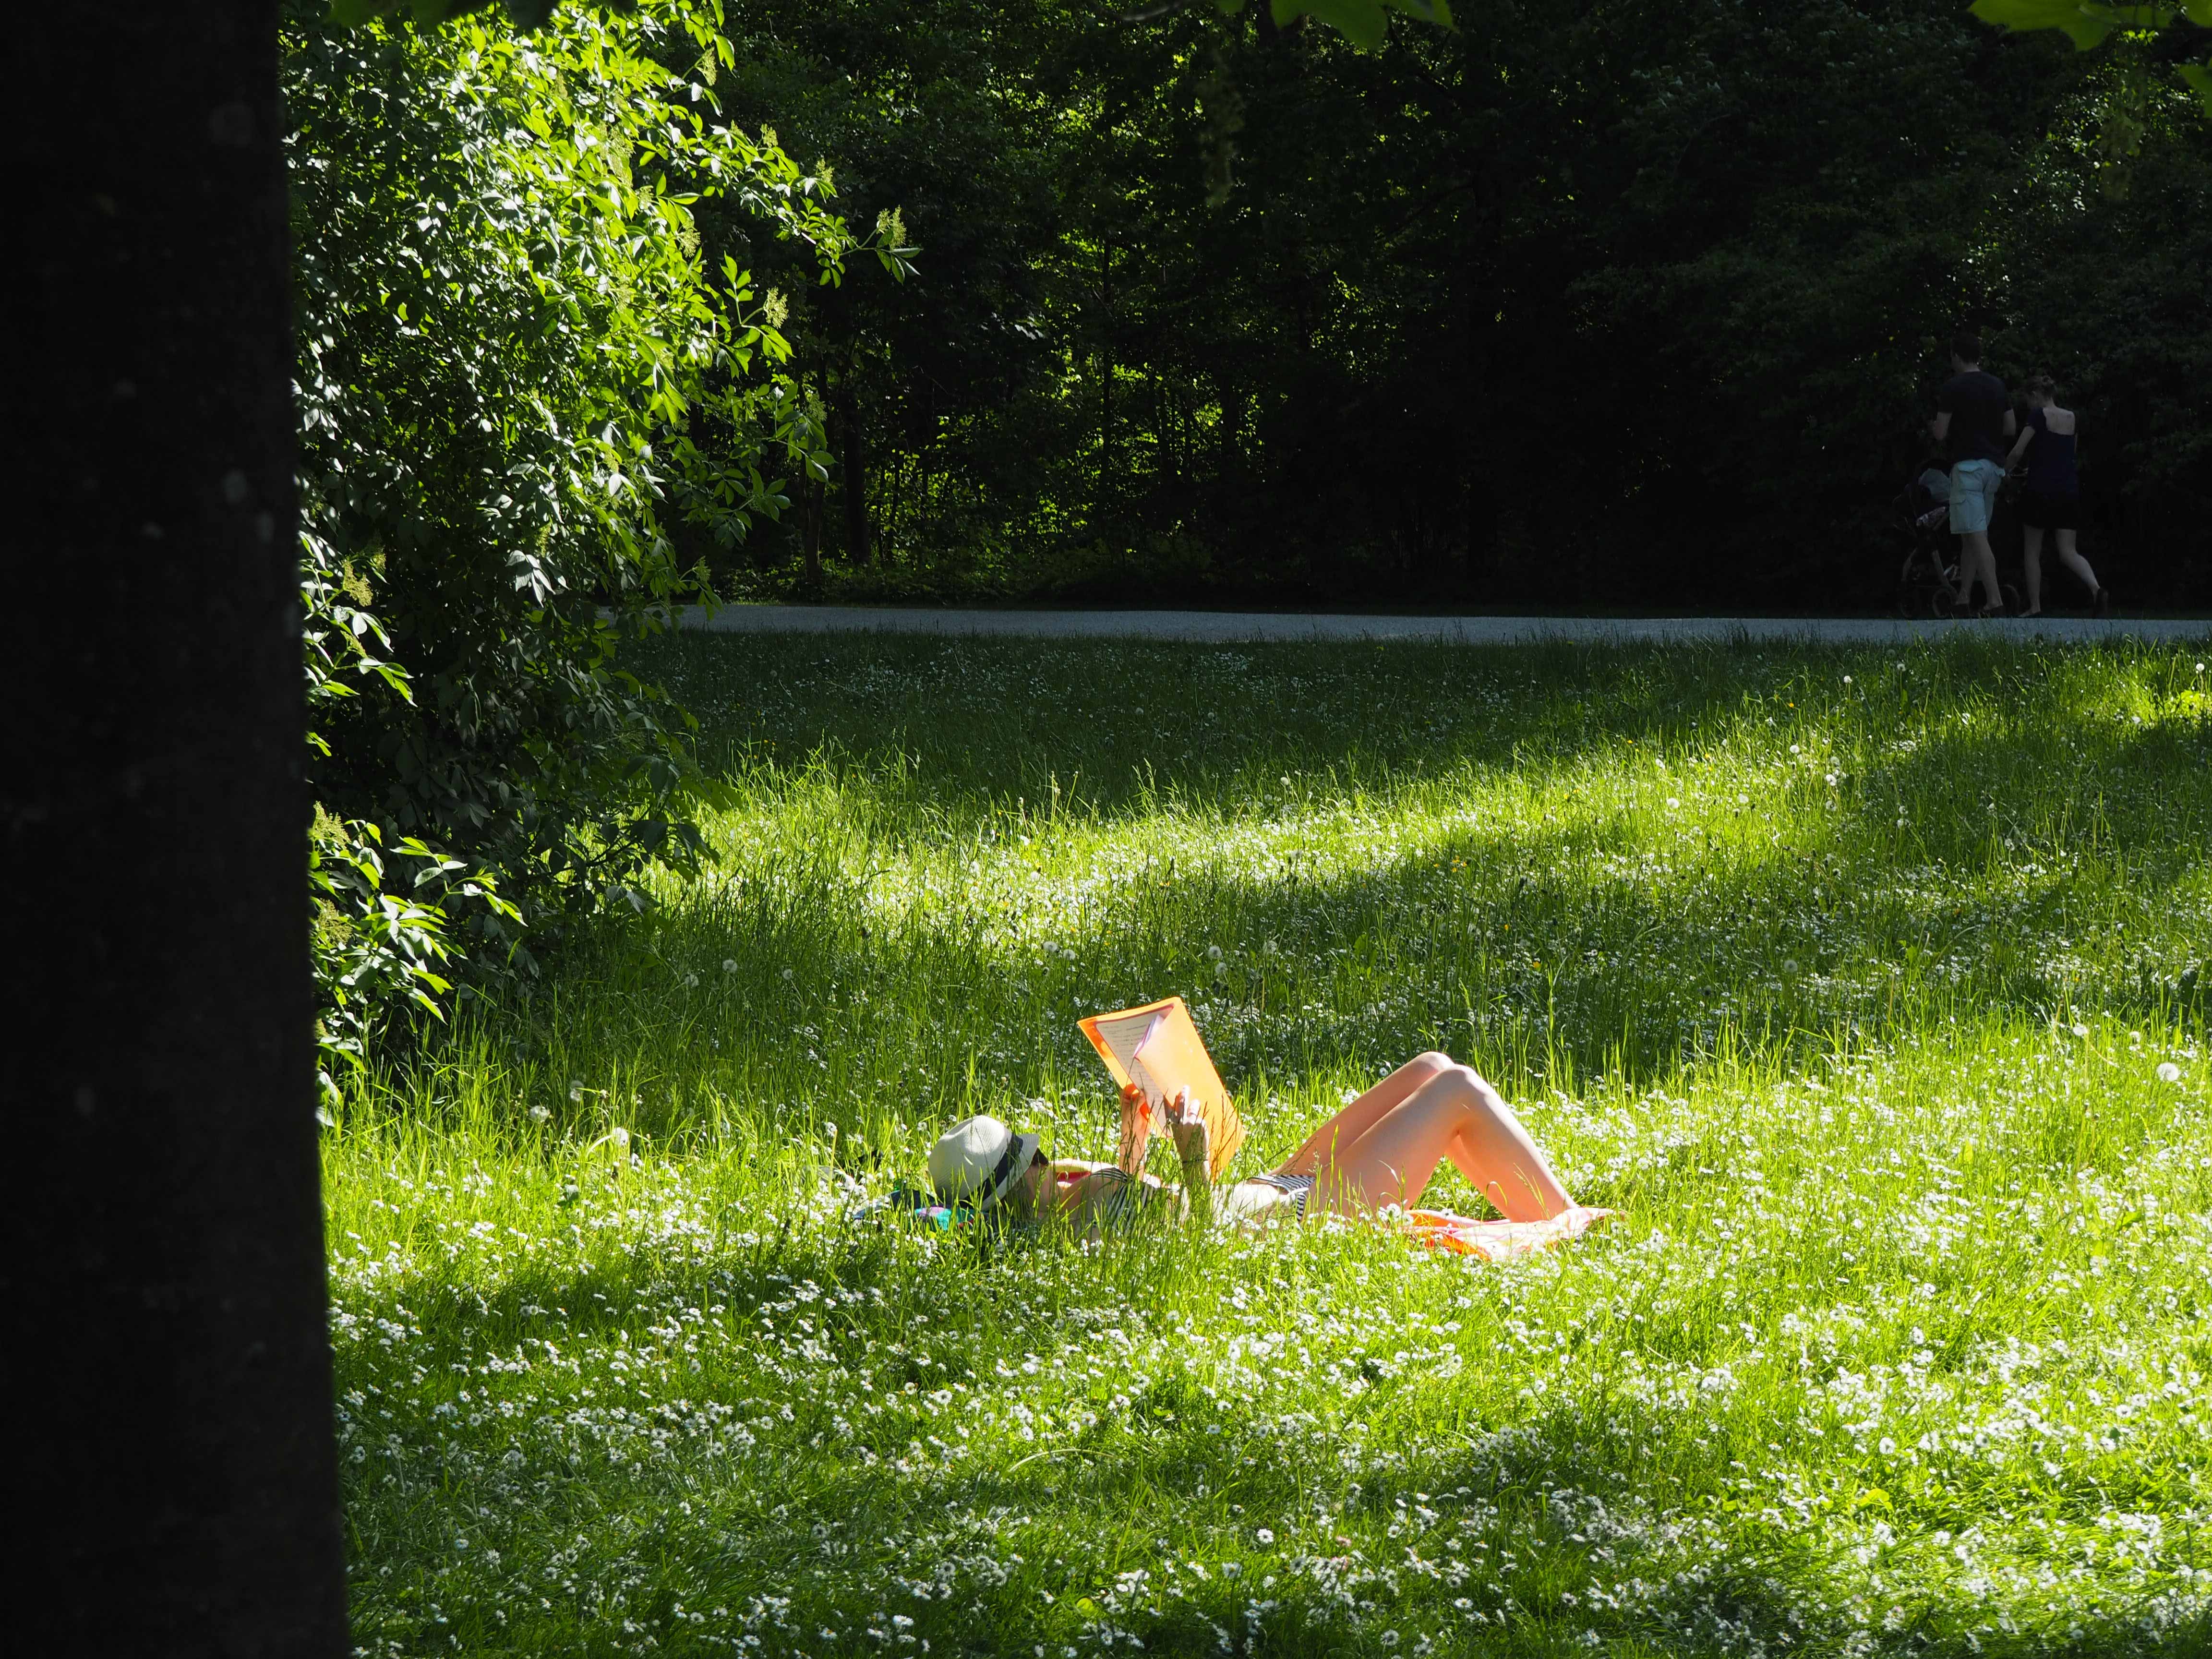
[326, 635, 2212, 1658]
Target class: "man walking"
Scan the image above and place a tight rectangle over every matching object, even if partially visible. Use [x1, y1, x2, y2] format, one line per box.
[1929, 331, 2015, 614]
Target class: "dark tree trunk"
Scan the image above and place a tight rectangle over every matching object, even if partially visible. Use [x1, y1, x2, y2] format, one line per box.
[836, 336, 869, 569]
[1097, 238, 1114, 531]
[883, 451, 906, 565]
[800, 373, 824, 591]
[801, 466, 825, 591]
[1460, 155, 1504, 597]
[3, 7, 348, 1658]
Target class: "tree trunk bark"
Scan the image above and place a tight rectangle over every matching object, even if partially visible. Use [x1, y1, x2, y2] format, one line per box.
[1461, 156, 1504, 597]
[3, 7, 348, 1657]
[1098, 238, 1114, 532]
[799, 371, 824, 592]
[801, 465, 824, 591]
[837, 337, 868, 569]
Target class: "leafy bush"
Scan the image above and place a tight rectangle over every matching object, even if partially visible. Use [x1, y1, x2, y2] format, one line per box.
[287, 0, 896, 1077]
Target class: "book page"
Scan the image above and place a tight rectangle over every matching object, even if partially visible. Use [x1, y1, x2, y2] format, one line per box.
[1090, 1009, 1166, 1082]
[1088, 1008, 1170, 1172]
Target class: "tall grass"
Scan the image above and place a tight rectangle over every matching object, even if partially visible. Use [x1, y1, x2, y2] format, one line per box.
[327, 636, 2212, 1657]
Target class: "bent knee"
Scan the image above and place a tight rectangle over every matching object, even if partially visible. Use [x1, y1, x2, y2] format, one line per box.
[1410, 1050, 1455, 1075]
[1437, 1061, 1498, 1101]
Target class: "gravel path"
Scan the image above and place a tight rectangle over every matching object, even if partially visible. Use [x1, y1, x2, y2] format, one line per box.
[678, 604, 2210, 646]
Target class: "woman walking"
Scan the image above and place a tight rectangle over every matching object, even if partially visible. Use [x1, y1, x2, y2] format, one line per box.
[2006, 373, 2110, 616]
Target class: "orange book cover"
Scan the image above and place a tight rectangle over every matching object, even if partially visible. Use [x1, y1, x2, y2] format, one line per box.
[1079, 997, 1245, 1180]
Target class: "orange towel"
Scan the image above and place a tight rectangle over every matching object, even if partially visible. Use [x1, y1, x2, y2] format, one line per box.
[1404, 1205, 1615, 1261]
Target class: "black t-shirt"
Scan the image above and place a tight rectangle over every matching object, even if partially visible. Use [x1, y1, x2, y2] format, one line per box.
[1937, 370, 2010, 466]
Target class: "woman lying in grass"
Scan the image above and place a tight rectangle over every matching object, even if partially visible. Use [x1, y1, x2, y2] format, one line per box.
[926, 1052, 1575, 1236]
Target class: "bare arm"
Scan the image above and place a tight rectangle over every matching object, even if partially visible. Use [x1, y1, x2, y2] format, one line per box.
[1928, 410, 1951, 445]
[1166, 1091, 1213, 1229]
[2005, 422, 2034, 473]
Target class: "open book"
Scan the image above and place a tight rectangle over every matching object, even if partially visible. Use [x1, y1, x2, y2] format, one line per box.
[1078, 997, 1245, 1181]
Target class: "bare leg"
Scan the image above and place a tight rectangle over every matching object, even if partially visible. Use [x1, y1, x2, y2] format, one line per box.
[2054, 528, 2099, 597]
[2021, 524, 2044, 614]
[1959, 532, 2000, 610]
[1308, 1061, 1574, 1221]
[1953, 535, 1979, 606]
[1276, 1052, 1455, 1177]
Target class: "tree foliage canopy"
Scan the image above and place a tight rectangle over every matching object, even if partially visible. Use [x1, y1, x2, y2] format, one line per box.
[1972, 0, 2212, 112]
[686, 0, 2209, 611]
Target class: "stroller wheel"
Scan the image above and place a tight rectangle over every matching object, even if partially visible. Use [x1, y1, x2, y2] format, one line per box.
[1930, 581, 1958, 619]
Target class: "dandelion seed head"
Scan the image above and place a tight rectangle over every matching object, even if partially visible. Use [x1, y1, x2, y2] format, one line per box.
[2157, 1062, 2182, 1083]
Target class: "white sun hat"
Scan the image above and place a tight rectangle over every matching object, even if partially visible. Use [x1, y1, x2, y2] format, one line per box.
[926, 1114, 1041, 1211]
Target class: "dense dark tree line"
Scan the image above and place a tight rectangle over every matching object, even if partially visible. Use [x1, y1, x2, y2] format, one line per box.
[698, 0, 2211, 609]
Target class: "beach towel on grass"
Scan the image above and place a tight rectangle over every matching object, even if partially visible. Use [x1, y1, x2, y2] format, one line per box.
[1405, 1205, 1614, 1261]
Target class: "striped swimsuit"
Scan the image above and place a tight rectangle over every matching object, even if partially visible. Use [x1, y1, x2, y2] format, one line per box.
[1242, 1172, 1316, 1218]
[1077, 1167, 1314, 1229]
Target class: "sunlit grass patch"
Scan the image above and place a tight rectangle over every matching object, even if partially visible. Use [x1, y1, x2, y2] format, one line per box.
[329, 635, 2212, 1657]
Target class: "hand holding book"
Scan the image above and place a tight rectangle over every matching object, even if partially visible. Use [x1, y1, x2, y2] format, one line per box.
[1166, 1089, 1212, 1171]
[1081, 997, 1244, 1180]
[1115, 1082, 1154, 1175]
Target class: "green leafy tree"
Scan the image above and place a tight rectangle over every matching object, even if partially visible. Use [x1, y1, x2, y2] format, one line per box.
[1971, 0, 2212, 119]
[689, 0, 2208, 610]
[287, 0, 897, 1074]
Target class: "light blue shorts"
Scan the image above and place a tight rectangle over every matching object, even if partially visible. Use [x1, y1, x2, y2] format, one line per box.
[1948, 459, 2003, 536]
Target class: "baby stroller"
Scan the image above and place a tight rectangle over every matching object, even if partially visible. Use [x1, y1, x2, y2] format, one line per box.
[1893, 466, 2020, 617]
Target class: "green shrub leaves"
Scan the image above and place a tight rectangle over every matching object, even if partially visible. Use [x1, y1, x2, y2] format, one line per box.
[289, 0, 895, 1077]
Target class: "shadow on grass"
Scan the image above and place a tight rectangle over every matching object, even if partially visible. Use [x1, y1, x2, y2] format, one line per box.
[647, 631, 2211, 845]
[494, 693, 2208, 1143]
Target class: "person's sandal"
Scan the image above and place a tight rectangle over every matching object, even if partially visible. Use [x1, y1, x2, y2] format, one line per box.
[2094, 588, 2113, 616]
[1976, 604, 2006, 618]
